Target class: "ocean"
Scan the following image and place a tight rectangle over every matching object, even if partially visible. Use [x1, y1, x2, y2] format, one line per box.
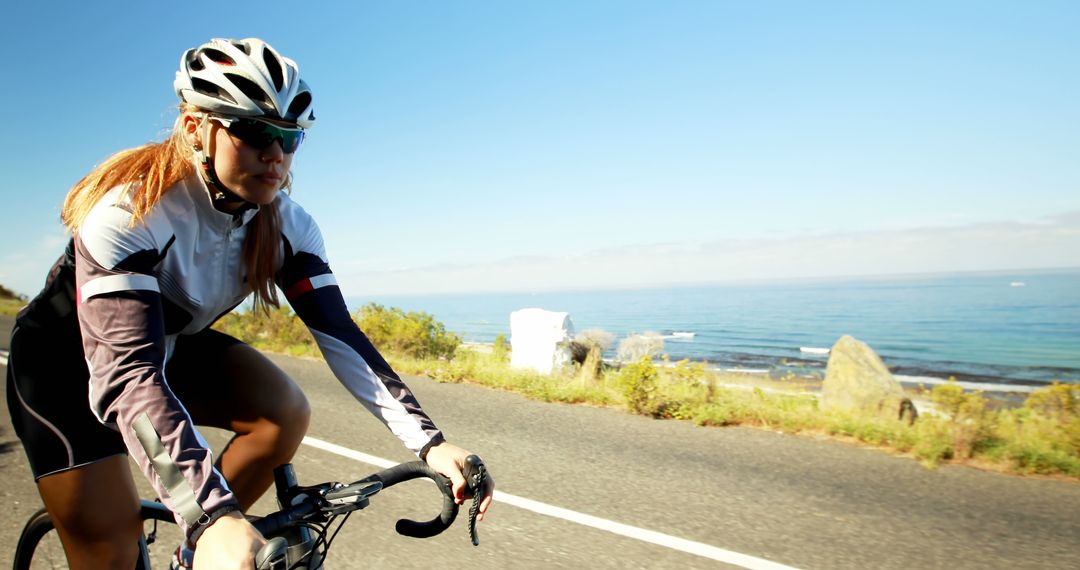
[352, 269, 1080, 393]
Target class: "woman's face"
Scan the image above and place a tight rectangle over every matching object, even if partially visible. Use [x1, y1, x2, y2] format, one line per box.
[185, 112, 296, 209]
[208, 119, 294, 208]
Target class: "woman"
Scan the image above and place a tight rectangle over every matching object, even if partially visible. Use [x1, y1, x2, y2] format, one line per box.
[6, 37, 493, 569]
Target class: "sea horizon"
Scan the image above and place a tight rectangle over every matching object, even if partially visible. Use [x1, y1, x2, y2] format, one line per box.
[348, 267, 1080, 391]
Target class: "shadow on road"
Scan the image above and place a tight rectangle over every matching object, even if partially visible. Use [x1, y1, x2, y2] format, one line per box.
[0, 428, 19, 455]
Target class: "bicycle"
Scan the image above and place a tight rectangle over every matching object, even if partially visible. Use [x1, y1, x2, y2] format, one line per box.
[13, 455, 488, 569]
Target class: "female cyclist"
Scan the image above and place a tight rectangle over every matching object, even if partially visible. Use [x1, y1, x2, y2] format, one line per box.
[5, 37, 494, 569]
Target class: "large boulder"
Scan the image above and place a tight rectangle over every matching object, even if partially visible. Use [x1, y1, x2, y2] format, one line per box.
[821, 335, 915, 422]
[509, 308, 574, 375]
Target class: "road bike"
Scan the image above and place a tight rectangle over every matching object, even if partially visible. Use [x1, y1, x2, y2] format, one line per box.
[13, 456, 487, 569]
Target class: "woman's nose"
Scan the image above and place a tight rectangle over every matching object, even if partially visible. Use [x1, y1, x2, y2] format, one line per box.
[261, 140, 285, 162]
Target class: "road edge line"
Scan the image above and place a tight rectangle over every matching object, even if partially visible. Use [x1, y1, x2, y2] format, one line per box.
[301, 435, 801, 570]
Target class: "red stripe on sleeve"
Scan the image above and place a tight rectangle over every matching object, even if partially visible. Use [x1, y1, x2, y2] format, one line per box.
[285, 278, 313, 300]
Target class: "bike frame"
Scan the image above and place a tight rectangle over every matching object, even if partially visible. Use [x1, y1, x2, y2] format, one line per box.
[14, 460, 472, 570]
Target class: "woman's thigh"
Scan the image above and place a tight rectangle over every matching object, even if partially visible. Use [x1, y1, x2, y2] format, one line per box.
[36, 455, 143, 568]
[166, 329, 310, 434]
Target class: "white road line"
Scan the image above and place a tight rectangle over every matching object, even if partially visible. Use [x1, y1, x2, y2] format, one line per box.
[302, 436, 802, 570]
[0, 352, 8, 366]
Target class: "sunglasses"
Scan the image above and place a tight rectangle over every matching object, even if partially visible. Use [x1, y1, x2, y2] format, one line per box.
[208, 115, 306, 154]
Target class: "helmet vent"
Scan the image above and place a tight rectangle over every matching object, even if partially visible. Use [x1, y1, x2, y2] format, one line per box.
[230, 40, 251, 55]
[203, 48, 236, 66]
[186, 52, 205, 72]
[192, 78, 236, 104]
[286, 92, 312, 120]
[226, 73, 275, 113]
[262, 49, 284, 92]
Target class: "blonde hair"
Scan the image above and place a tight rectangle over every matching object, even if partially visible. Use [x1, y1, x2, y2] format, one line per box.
[61, 104, 283, 310]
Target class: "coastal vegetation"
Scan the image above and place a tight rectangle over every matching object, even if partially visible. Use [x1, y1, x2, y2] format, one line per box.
[0, 284, 25, 316]
[211, 304, 1080, 480]
[1, 284, 1075, 479]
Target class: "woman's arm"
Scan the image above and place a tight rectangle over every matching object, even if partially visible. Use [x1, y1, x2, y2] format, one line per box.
[278, 196, 493, 518]
[74, 198, 240, 543]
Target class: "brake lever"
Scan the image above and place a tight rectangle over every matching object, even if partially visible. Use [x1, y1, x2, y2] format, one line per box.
[462, 455, 487, 546]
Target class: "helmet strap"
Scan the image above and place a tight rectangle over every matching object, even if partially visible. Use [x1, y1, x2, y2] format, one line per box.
[195, 117, 256, 212]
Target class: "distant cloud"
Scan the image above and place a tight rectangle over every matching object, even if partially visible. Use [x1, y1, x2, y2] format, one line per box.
[339, 211, 1080, 296]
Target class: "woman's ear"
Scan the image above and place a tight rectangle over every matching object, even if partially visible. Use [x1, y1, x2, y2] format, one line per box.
[182, 113, 202, 150]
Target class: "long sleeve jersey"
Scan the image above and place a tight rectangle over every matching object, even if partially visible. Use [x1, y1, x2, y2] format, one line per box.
[71, 172, 443, 539]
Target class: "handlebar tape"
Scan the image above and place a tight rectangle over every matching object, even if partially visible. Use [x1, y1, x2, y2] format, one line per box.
[363, 461, 459, 538]
[254, 537, 289, 570]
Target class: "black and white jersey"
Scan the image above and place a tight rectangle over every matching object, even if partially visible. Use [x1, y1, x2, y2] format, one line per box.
[65, 171, 442, 536]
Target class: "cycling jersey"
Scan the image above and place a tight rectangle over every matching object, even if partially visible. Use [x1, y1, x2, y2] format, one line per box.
[23, 170, 444, 539]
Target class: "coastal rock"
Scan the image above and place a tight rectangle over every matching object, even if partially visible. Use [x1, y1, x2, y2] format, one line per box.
[822, 335, 914, 421]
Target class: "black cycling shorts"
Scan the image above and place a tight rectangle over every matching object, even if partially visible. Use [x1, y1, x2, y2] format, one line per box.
[6, 323, 242, 480]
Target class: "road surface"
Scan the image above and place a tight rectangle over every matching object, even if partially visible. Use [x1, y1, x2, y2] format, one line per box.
[1, 314, 1078, 568]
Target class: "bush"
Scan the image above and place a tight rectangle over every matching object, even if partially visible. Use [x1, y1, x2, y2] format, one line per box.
[0, 283, 26, 316]
[1024, 383, 1079, 424]
[616, 356, 659, 415]
[214, 306, 318, 356]
[492, 334, 510, 362]
[930, 381, 995, 459]
[616, 333, 664, 363]
[912, 420, 956, 467]
[0, 283, 22, 300]
[354, 303, 460, 360]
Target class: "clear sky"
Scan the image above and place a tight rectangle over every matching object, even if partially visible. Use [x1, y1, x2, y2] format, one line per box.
[2, 1, 1077, 298]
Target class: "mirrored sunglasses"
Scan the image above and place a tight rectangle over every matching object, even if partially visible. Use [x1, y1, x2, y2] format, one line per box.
[208, 115, 306, 154]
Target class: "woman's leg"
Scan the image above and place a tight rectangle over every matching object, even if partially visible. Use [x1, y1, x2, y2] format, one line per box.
[9, 322, 141, 569]
[169, 333, 311, 510]
[35, 455, 143, 570]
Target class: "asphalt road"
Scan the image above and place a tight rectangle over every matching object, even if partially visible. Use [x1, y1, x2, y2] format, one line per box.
[2, 313, 1079, 569]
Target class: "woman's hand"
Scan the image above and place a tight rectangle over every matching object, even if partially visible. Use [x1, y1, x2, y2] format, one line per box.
[192, 511, 266, 569]
[424, 441, 495, 521]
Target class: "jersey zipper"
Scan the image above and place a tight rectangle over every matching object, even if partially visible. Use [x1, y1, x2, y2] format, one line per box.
[223, 214, 241, 295]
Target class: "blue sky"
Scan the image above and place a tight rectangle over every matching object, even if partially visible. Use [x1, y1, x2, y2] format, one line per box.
[2, 1, 1077, 297]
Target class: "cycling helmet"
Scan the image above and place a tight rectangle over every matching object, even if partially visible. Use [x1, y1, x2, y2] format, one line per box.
[174, 38, 315, 128]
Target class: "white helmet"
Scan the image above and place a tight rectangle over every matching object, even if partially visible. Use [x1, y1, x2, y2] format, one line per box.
[174, 38, 315, 128]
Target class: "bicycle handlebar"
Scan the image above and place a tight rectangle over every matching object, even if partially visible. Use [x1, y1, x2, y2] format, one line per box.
[250, 459, 488, 568]
[255, 537, 289, 570]
[356, 461, 460, 538]
[252, 461, 459, 545]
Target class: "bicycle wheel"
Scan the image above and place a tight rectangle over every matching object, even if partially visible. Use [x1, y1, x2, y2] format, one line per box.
[12, 507, 64, 570]
[13, 507, 154, 570]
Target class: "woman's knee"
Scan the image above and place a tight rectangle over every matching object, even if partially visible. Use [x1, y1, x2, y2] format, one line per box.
[290, 386, 312, 426]
[258, 371, 310, 434]
[256, 388, 310, 459]
[273, 385, 310, 450]
[289, 389, 312, 435]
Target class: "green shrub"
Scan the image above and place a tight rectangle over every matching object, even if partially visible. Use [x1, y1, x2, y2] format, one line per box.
[0, 298, 25, 317]
[930, 381, 995, 459]
[492, 334, 509, 362]
[912, 419, 955, 467]
[0, 283, 26, 316]
[214, 306, 318, 356]
[997, 399, 1080, 475]
[616, 356, 659, 415]
[354, 303, 460, 360]
[1024, 383, 1079, 424]
[0, 283, 23, 300]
